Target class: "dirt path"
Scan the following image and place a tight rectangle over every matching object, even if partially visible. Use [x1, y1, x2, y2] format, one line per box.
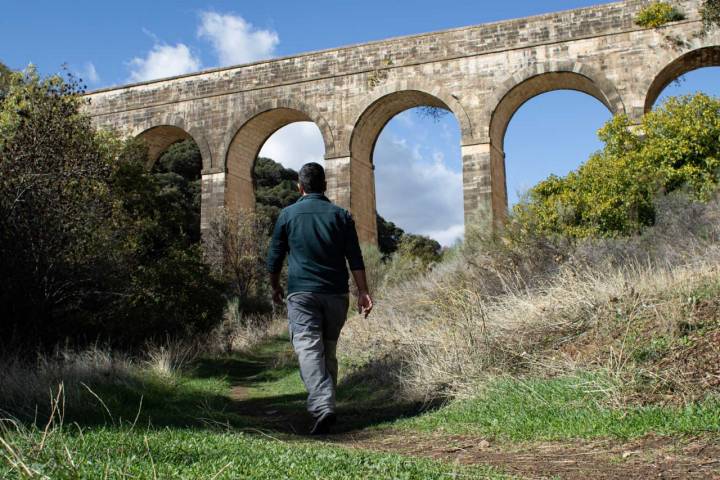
[333, 430, 720, 479]
[219, 337, 720, 480]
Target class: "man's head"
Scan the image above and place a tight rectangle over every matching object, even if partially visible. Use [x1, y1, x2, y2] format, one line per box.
[298, 162, 326, 195]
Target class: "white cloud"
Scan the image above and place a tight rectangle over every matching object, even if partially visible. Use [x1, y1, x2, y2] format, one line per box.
[82, 62, 100, 84]
[197, 11, 279, 66]
[127, 43, 201, 82]
[423, 224, 465, 248]
[374, 135, 464, 246]
[259, 122, 325, 171]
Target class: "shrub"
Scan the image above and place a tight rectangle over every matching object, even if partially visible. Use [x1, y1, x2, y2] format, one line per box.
[516, 94, 720, 238]
[397, 234, 442, 265]
[635, 2, 685, 28]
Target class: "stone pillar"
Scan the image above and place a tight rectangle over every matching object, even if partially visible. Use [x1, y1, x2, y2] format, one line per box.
[326, 154, 376, 245]
[351, 158, 377, 246]
[324, 155, 352, 209]
[489, 142, 508, 225]
[224, 167, 255, 218]
[200, 170, 226, 235]
[462, 143, 505, 229]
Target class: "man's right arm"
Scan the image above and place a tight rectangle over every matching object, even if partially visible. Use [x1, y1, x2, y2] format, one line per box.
[351, 269, 373, 318]
[344, 212, 373, 318]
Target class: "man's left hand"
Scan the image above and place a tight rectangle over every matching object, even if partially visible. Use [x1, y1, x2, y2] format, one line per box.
[272, 287, 285, 305]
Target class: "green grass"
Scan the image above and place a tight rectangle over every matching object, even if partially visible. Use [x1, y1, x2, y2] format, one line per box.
[4, 335, 503, 479]
[4, 334, 719, 478]
[1, 427, 505, 479]
[395, 375, 720, 441]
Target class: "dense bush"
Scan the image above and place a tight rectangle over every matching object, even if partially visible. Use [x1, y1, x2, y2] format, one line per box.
[377, 215, 405, 255]
[635, 2, 685, 28]
[0, 68, 224, 349]
[515, 94, 720, 238]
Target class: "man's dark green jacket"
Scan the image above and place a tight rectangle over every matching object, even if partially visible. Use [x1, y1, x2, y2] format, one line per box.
[266, 193, 365, 294]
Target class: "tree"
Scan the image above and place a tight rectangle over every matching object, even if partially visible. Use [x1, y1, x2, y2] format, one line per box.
[0, 67, 115, 345]
[204, 210, 271, 313]
[515, 93, 720, 238]
[152, 139, 202, 244]
[254, 156, 300, 229]
[377, 214, 404, 256]
[0, 69, 224, 349]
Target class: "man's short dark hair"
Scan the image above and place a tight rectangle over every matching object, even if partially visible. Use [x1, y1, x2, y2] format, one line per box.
[298, 162, 326, 193]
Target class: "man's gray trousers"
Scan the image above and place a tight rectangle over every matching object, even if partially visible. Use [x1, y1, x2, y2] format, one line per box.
[287, 292, 349, 418]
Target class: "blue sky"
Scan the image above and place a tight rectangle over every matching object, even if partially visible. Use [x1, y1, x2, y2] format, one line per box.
[3, 0, 718, 245]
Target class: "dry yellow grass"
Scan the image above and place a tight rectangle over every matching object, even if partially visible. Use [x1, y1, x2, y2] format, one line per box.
[342, 194, 720, 405]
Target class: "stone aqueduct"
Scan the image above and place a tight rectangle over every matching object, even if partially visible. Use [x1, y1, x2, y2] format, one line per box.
[85, 0, 720, 244]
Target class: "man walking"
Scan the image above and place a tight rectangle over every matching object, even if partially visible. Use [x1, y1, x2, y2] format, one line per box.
[266, 162, 373, 435]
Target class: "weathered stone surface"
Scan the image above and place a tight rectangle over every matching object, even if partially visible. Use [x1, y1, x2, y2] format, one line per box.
[85, 0, 719, 244]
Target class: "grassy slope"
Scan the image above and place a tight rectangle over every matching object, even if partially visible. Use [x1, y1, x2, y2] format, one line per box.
[4, 331, 719, 478]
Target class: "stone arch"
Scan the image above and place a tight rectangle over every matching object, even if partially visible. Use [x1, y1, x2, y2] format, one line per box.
[643, 46, 720, 112]
[223, 99, 332, 216]
[348, 80, 475, 150]
[485, 62, 624, 221]
[133, 116, 213, 172]
[347, 85, 471, 244]
[488, 62, 624, 148]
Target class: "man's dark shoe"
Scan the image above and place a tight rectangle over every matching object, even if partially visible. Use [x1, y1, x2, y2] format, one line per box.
[310, 412, 337, 435]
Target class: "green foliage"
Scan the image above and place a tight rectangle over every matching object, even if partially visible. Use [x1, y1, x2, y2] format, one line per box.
[702, 0, 720, 30]
[634, 2, 685, 28]
[516, 93, 720, 238]
[152, 139, 202, 244]
[154, 138, 202, 180]
[377, 215, 442, 263]
[107, 142, 224, 344]
[0, 67, 115, 345]
[0, 69, 224, 349]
